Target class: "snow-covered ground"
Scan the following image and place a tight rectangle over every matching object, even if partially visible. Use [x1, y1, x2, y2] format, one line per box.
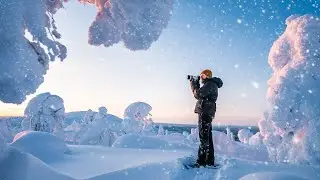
[1, 129, 319, 180]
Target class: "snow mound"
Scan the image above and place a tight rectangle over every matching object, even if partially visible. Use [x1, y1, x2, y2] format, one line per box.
[239, 172, 308, 180]
[238, 128, 253, 144]
[10, 131, 70, 163]
[0, 146, 73, 180]
[112, 134, 191, 150]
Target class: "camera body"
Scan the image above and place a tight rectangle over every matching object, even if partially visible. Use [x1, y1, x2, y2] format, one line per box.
[187, 75, 200, 81]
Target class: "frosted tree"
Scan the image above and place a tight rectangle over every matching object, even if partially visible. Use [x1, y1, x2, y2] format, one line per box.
[78, 106, 123, 146]
[226, 126, 235, 141]
[186, 128, 199, 144]
[157, 125, 165, 136]
[0, 120, 12, 142]
[0, 0, 174, 104]
[259, 15, 320, 165]
[82, 109, 96, 124]
[122, 102, 153, 134]
[238, 128, 253, 144]
[22, 93, 65, 138]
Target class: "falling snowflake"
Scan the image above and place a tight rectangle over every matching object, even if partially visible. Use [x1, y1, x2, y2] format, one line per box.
[241, 93, 247, 98]
[186, 24, 191, 28]
[251, 81, 260, 88]
[308, 89, 313, 94]
[237, 18, 242, 24]
[234, 64, 240, 69]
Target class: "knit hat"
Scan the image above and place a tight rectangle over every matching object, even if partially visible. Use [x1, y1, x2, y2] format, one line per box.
[200, 69, 212, 78]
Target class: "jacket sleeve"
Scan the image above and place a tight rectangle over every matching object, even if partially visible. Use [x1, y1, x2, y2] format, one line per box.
[193, 81, 217, 100]
[190, 80, 200, 98]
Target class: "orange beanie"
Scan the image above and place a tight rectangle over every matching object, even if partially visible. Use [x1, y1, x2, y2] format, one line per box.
[200, 69, 212, 78]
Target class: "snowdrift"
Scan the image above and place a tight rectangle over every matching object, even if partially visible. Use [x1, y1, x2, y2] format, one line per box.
[11, 131, 70, 163]
[112, 134, 191, 150]
[0, 146, 73, 180]
[239, 172, 308, 180]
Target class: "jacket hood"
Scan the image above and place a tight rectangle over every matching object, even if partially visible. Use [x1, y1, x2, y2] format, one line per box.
[207, 77, 223, 88]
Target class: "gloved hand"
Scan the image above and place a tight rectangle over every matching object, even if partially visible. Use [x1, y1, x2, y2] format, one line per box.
[190, 78, 200, 90]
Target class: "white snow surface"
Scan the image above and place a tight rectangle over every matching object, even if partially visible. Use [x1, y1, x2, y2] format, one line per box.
[112, 134, 192, 150]
[239, 172, 308, 180]
[259, 15, 320, 165]
[0, 146, 73, 180]
[10, 131, 70, 163]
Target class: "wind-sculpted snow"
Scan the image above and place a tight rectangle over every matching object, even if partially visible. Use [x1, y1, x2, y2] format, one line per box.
[0, 0, 67, 104]
[80, 0, 174, 50]
[11, 131, 70, 163]
[259, 15, 320, 165]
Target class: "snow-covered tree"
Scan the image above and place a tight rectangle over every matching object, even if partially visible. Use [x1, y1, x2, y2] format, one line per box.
[249, 132, 264, 146]
[238, 128, 253, 144]
[226, 126, 235, 141]
[186, 128, 199, 144]
[22, 93, 65, 138]
[157, 125, 165, 136]
[78, 106, 123, 146]
[122, 102, 153, 134]
[82, 109, 96, 124]
[0, 0, 174, 104]
[259, 15, 320, 165]
[0, 120, 12, 143]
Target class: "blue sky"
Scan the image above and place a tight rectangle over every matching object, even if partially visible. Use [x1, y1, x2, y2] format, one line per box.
[1, 0, 319, 125]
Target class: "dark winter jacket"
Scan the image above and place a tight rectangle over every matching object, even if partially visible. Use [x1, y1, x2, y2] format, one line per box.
[190, 77, 223, 116]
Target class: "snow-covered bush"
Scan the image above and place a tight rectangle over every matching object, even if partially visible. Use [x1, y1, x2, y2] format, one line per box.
[226, 126, 235, 141]
[183, 131, 190, 137]
[186, 128, 199, 144]
[78, 107, 123, 146]
[11, 131, 70, 163]
[21, 93, 65, 139]
[249, 132, 264, 146]
[238, 129, 253, 144]
[259, 15, 320, 165]
[122, 102, 154, 134]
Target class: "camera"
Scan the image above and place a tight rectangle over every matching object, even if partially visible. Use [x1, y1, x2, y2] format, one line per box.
[187, 75, 200, 81]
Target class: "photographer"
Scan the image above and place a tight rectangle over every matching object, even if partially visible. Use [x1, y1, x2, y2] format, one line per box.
[189, 69, 223, 168]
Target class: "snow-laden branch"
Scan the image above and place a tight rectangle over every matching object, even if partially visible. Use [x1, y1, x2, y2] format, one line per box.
[0, 0, 66, 104]
[80, 0, 174, 50]
[0, 0, 174, 104]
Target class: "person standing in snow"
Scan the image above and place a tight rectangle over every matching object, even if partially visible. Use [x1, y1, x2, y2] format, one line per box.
[189, 69, 223, 167]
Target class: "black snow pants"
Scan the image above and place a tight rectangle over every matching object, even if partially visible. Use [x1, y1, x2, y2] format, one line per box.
[196, 113, 215, 166]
